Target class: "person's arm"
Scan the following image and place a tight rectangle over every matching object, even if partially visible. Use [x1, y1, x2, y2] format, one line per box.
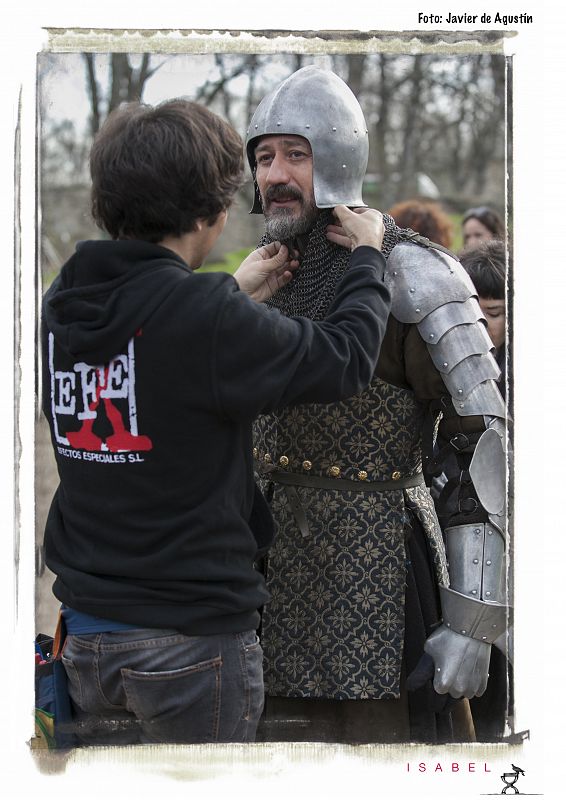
[386, 240, 510, 700]
[213, 207, 390, 419]
[213, 247, 389, 419]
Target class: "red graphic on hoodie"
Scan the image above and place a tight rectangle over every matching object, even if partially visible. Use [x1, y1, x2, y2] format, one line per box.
[67, 366, 152, 452]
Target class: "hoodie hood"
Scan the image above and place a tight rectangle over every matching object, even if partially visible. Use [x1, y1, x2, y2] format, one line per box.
[43, 239, 191, 364]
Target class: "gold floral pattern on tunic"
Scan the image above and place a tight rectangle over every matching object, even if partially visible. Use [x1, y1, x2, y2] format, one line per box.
[254, 376, 448, 699]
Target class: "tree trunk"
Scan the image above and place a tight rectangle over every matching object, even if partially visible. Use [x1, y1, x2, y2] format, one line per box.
[83, 54, 101, 137]
[397, 55, 424, 199]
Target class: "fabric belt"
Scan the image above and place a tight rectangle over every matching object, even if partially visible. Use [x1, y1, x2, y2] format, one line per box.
[262, 469, 424, 538]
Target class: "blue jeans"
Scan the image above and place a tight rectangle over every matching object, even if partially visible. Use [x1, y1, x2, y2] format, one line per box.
[61, 628, 264, 745]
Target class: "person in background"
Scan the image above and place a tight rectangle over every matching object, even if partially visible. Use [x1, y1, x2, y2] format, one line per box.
[461, 205, 505, 249]
[459, 239, 507, 395]
[41, 98, 391, 746]
[388, 198, 454, 250]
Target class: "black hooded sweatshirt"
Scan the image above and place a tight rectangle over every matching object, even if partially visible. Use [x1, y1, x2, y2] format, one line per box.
[42, 239, 389, 635]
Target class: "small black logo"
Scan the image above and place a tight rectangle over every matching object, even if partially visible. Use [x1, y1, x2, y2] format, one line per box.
[500, 764, 525, 794]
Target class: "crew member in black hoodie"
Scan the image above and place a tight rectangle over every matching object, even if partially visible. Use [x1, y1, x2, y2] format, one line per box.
[42, 99, 391, 745]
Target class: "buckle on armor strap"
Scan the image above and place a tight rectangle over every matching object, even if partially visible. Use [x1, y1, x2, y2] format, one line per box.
[458, 497, 479, 514]
[450, 433, 470, 452]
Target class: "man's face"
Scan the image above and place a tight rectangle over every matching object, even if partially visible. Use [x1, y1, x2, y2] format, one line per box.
[254, 135, 319, 240]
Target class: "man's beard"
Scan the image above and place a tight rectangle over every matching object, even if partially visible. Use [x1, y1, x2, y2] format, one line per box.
[263, 184, 319, 241]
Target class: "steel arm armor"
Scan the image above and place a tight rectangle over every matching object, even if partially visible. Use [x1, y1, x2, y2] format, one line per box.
[385, 241, 510, 699]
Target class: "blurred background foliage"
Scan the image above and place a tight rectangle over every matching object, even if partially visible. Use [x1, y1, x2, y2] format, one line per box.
[39, 51, 507, 280]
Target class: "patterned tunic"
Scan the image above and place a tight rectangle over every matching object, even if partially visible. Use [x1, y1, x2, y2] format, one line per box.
[254, 374, 449, 700]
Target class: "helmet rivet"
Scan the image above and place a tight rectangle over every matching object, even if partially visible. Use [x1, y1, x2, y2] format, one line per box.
[429, 333, 435, 340]
[254, 124, 258, 129]
[277, 122, 281, 126]
[342, 164, 347, 169]
[332, 126, 337, 131]
[415, 308, 421, 313]
[354, 129, 358, 133]
[305, 124, 310, 129]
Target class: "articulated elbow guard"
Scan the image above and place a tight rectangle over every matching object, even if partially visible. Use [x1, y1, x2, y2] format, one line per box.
[387, 241, 511, 661]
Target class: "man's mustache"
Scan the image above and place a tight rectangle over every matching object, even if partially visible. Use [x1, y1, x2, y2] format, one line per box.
[265, 185, 304, 204]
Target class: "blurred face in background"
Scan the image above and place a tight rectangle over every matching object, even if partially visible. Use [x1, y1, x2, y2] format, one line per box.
[462, 217, 495, 249]
[479, 296, 505, 349]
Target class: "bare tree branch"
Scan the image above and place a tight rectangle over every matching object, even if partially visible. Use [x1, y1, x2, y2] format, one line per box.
[83, 54, 101, 137]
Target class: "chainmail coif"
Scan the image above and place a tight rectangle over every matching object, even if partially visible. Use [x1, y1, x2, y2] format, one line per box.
[262, 210, 415, 320]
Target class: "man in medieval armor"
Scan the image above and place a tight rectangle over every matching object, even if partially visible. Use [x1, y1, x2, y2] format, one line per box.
[247, 66, 510, 744]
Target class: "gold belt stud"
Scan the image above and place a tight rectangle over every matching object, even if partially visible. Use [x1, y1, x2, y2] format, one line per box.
[264, 453, 272, 463]
[357, 470, 368, 481]
[328, 466, 341, 478]
[279, 455, 289, 467]
[392, 470, 402, 480]
[302, 460, 313, 471]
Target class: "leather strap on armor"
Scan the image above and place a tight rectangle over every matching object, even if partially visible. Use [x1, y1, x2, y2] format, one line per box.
[262, 469, 425, 492]
[260, 468, 424, 538]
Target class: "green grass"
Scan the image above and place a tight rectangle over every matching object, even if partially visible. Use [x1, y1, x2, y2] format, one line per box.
[448, 214, 464, 253]
[199, 247, 255, 276]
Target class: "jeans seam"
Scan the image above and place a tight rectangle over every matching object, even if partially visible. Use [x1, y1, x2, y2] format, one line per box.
[61, 653, 84, 709]
[239, 633, 252, 725]
[99, 635, 192, 652]
[93, 636, 126, 709]
[120, 656, 222, 682]
[67, 633, 194, 652]
[213, 660, 221, 742]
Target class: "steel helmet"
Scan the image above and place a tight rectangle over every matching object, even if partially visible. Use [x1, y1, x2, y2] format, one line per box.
[246, 65, 369, 213]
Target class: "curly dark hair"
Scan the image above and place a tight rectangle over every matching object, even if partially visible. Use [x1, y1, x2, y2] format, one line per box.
[387, 198, 454, 249]
[90, 99, 244, 242]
